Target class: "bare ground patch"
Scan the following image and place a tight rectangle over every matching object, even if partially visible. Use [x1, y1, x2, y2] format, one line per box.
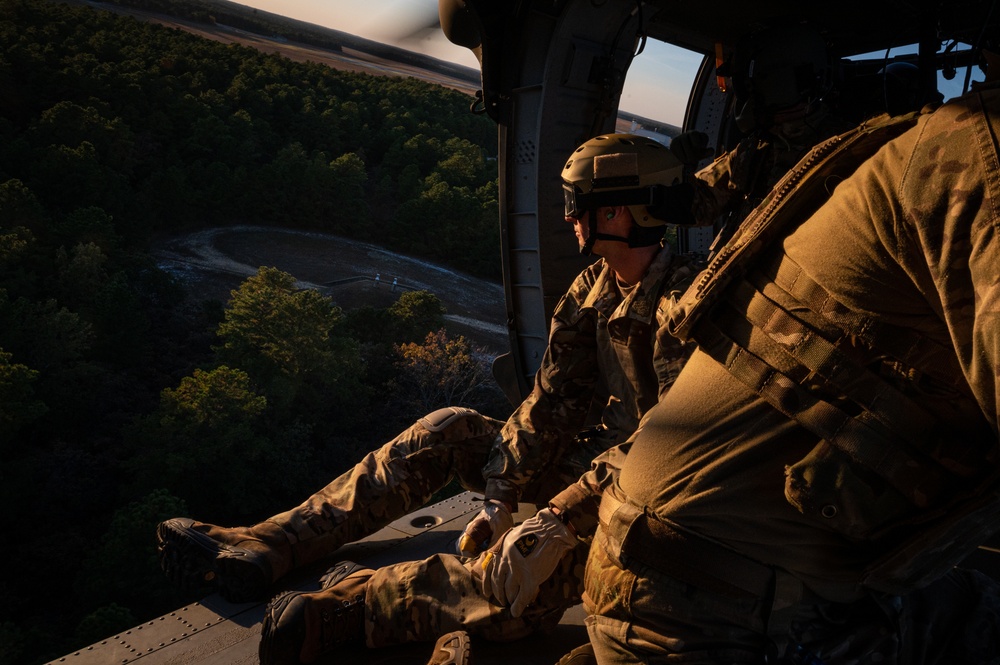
[153, 226, 509, 353]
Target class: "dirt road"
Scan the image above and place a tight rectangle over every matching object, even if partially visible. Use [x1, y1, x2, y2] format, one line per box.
[154, 226, 509, 350]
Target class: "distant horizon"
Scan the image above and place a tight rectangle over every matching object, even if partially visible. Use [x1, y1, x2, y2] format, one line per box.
[228, 0, 480, 68]
[215, 1, 986, 128]
[225, 0, 698, 125]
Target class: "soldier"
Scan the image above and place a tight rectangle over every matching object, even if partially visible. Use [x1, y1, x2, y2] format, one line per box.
[250, 26, 883, 665]
[156, 133, 698, 613]
[583, 50, 1000, 664]
[670, 23, 858, 255]
[253, 133, 702, 665]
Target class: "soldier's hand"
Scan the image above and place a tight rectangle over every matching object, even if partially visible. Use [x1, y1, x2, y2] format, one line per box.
[457, 499, 513, 557]
[480, 508, 577, 618]
[670, 131, 714, 166]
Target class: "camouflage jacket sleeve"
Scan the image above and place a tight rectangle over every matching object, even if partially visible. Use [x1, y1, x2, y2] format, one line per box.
[891, 86, 1000, 436]
[482, 264, 604, 507]
[689, 140, 754, 225]
[548, 440, 630, 543]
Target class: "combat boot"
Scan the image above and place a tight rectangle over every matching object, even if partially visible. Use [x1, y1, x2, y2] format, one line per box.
[156, 517, 294, 602]
[259, 560, 373, 665]
[426, 630, 471, 665]
[555, 643, 596, 665]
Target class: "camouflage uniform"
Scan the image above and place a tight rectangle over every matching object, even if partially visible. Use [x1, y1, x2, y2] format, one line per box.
[353, 244, 698, 648]
[584, 83, 1000, 663]
[262, 244, 694, 562]
[690, 106, 855, 242]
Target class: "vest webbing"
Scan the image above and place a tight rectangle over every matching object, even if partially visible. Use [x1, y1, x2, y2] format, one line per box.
[668, 110, 994, 508]
[668, 111, 922, 343]
[757, 253, 971, 394]
[701, 274, 988, 508]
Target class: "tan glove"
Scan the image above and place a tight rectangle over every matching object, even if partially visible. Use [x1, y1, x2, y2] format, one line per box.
[480, 508, 576, 617]
[457, 499, 513, 557]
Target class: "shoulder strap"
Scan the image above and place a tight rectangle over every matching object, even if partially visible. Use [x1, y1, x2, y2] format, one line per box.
[668, 111, 923, 343]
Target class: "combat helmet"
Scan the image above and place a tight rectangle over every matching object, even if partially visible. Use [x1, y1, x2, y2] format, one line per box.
[562, 133, 685, 254]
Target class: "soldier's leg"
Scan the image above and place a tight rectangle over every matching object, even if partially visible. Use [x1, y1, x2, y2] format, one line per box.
[365, 544, 588, 648]
[158, 407, 501, 601]
[270, 407, 499, 565]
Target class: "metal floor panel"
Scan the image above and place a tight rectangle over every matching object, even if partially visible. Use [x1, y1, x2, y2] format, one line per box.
[47, 492, 587, 665]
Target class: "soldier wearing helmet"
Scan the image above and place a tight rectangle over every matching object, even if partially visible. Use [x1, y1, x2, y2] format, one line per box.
[666, 23, 857, 257]
[561, 133, 686, 255]
[247, 133, 702, 664]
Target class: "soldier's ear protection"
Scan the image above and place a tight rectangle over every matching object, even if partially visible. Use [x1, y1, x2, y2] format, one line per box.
[606, 211, 615, 219]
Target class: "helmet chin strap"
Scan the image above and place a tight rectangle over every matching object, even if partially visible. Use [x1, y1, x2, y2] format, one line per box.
[580, 209, 630, 256]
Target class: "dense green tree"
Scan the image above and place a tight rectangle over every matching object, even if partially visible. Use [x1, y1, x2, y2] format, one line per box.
[326, 151, 368, 230]
[51, 206, 120, 252]
[73, 489, 190, 621]
[0, 179, 48, 237]
[0, 347, 46, 440]
[1, 0, 500, 275]
[214, 267, 366, 424]
[123, 366, 275, 516]
[0, 2, 506, 661]
[387, 289, 446, 342]
[437, 136, 487, 187]
[0, 289, 93, 370]
[0, 224, 43, 300]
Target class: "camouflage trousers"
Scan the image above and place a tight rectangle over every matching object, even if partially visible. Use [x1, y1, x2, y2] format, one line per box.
[584, 485, 1000, 664]
[265, 404, 606, 591]
[351, 422, 613, 648]
[364, 541, 588, 647]
[263, 407, 501, 565]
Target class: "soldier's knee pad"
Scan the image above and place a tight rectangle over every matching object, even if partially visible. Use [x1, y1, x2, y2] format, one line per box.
[418, 406, 481, 432]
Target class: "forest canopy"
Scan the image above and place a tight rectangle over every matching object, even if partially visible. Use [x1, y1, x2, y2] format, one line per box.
[0, 0, 499, 276]
[0, 1, 507, 663]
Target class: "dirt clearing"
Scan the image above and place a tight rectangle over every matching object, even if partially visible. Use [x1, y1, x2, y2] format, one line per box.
[153, 226, 509, 352]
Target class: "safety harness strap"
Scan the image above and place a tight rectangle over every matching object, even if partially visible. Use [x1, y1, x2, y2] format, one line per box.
[698, 316, 948, 506]
[668, 110, 922, 342]
[762, 254, 971, 394]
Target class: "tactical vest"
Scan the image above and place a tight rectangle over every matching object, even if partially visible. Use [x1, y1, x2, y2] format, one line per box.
[668, 110, 1000, 594]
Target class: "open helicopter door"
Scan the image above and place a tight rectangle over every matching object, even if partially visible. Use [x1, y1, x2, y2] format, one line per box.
[441, 0, 693, 404]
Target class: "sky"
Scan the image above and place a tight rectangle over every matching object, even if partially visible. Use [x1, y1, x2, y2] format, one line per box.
[236, 0, 481, 67]
[228, 0, 700, 124]
[225, 1, 983, 125]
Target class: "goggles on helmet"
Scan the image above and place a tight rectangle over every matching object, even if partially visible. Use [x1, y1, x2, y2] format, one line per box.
[562, 182, 663, 219]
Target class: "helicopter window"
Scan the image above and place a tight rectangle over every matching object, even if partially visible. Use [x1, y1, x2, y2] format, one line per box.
[847, 42, 985, 105]
[617, 37, 703, 143]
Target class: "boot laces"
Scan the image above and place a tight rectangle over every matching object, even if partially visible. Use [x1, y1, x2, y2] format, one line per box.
[319, 593, 364, 648]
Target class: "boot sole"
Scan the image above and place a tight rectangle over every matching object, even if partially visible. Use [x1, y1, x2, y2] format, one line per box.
[429, 631, 472, 665]
[156, 518, 271, 603]
[259, 590, 308, 665]
[259, 561, 369, 665]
